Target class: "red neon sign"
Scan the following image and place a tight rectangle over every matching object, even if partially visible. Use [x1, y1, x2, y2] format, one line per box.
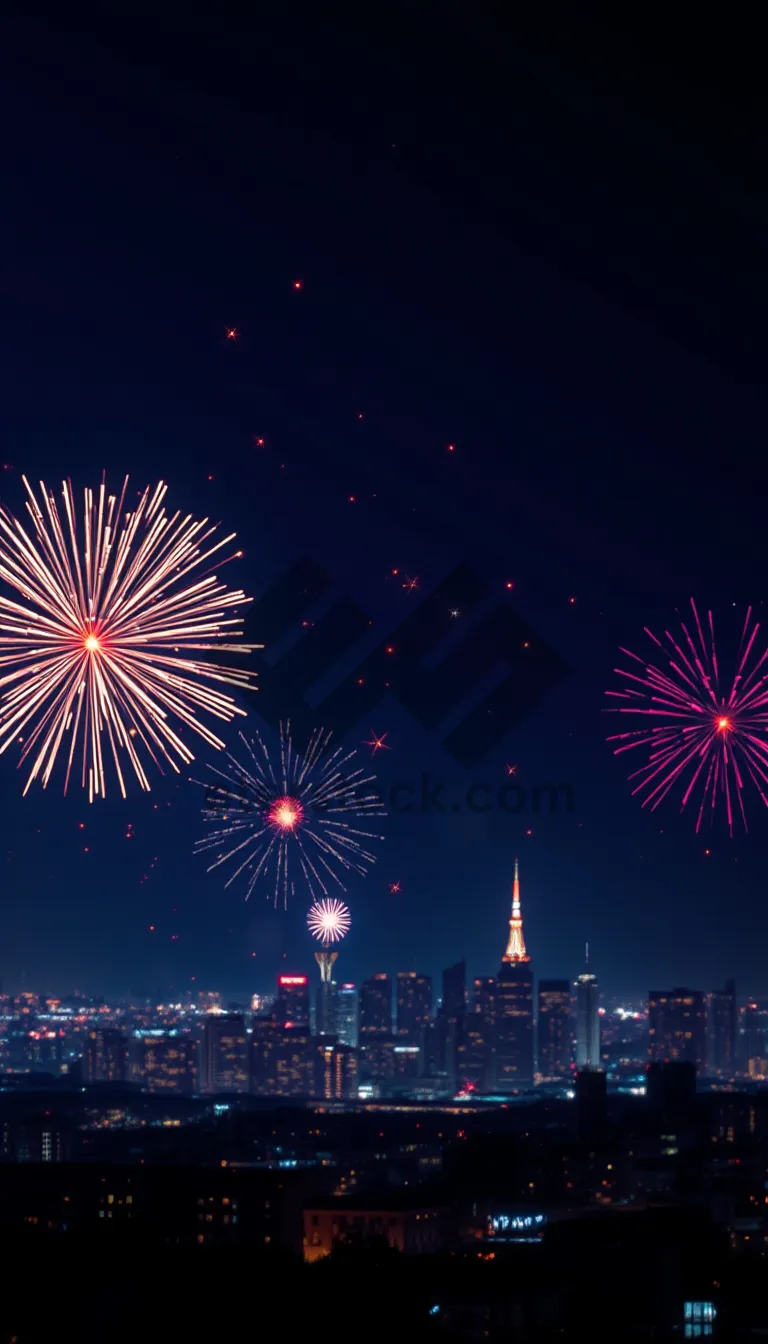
[279, 975, 307, 986]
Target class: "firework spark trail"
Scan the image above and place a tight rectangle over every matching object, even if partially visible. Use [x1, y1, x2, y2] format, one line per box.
[0, 475, 260, 799]
[194, 722, 386, 906]
[605, 599, 768, 835]
[307, 897, 351, 945]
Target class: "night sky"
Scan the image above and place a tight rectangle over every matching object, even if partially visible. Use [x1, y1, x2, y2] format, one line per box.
[2, 14, 767, 1001]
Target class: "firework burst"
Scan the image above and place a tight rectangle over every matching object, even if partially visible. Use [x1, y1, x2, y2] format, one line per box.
[606, 599, 768, 835]
[195, 722, 385, 905]
[0, 475, 259, 799]
[307, 898, 351, 946]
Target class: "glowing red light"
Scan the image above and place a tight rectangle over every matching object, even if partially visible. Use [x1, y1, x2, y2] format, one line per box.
[226, 328, 238, 341]
[506, 581, 514, 590]
[292, 280, 303, 291]
[279, 976, 308, 986]
[267, 796, 303, 831]
[448, 443, 456, 452]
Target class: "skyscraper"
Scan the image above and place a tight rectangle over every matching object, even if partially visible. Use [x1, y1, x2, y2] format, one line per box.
[336, 984, 358, 1047]
[648, 988, 707, 1071]
[84, 1028, 128, 1083]
[457, 976, 495, 1091]
[708, 979, 736, 1077]
[276, 974, 310, 1029]
[396, 972, 432, 1043]
[538, 979, 572, 1078]
[134, 1032, 199, 1094]
[575, 947, 600, 1069]
[437, 960, 466, 1087]
[495, 859, 534, 1089]
[201, 1013, 249, 1093]
[359, 974, 392, 1038]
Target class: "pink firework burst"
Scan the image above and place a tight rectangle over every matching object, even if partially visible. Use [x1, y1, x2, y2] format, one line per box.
[605, 599, 768, 836]
[307, 898, 351, 946]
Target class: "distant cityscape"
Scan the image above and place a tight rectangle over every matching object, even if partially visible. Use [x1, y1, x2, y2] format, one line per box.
[1, 861, 762, 1109]
[3, 859, 768, 1337]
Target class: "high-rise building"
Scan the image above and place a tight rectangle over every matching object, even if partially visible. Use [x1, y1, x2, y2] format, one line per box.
[396, 972, 432, 1043]
[359, 974, 392, 1038]
[197, 991, 222, 1014]
[495, 859, 534, 1089]
[274, 1026, 313, 1095]
[315, 980, 339, 1037]
[249, 1018, 312, 1096]
[84, 1029, 128, 1083]
[201, 1013, 248, 1093]
[437, 960, 466, 1086]
[575, 947, 600, 1069]
[648, 988, 707, 1071]
[708, 979, 736, 1077]
[336, 984, 358, 1047]
[276, 974, 310, 1029]
[457, 976, 495, 1091]
[538, 979, 572, 1078]
[134, 1032, 199, 1094]
[313, 1039, 358, 1099]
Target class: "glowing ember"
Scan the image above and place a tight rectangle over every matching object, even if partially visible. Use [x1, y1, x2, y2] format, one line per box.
[269, 796, 303, 831]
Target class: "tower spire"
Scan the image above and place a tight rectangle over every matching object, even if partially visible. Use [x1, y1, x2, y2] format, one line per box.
[503, 857, 529, 962]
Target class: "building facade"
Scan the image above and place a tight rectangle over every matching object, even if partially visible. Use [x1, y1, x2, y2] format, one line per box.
[648, 988, 707, 1071]
[495, 860, 534, 1088]
[538, 979, 572, 1078]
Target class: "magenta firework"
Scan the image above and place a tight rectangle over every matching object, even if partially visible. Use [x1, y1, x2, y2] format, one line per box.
[605, 600, 768, 836]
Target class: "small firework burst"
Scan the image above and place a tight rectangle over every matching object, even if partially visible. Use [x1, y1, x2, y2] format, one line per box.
[194, 722, 385, 905]
[307, 898, 351, 945]
[606, 599, 768, 835]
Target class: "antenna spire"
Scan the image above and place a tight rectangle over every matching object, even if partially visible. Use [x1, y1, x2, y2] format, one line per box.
[503, 857, 529, 962]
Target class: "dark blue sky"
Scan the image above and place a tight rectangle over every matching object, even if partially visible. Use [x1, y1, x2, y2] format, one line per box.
[1, 13, 767, 1001]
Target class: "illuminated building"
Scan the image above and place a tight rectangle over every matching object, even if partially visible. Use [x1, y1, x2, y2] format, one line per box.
[276, 974, 310, 1029]
[538, 979, 572, 1078]
[250, 993, 275, 1015]
[359, 1038, 398, 1091]
[250, 1016, 312, 1096]
[457, 976, 495, 1091]
[575, 947, 600, 1069]
[201, 1013, 248, 1093]
[495, 860, 534, 1088]
[197, 991, 222, 1014]
[359, 974, 392, 1037]
[336, 984, 358, 1047]
[648, 988, 707, 1071]
[134, 1032, 198, 1094]
[249, 1017, 280, 1094]
[707, 979, 736, 1077]
[84, 1028, 128, 1083]
[396, 972, 432, 1043]
[274, 1026, 313, 1095]
[313, 1039, 358, 1098]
